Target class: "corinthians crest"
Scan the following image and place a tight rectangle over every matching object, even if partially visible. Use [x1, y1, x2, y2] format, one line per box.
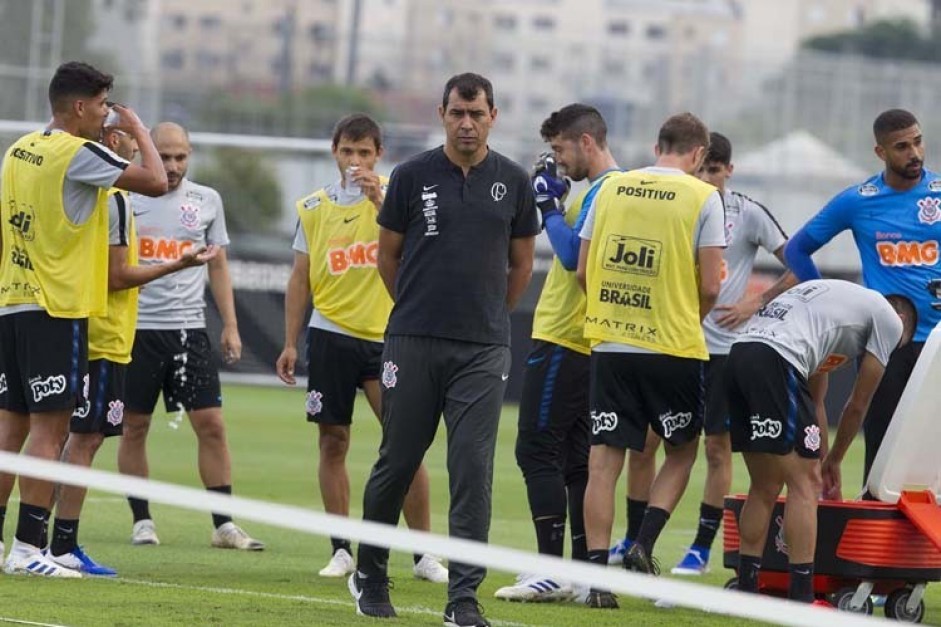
[180, 203, 201, 229]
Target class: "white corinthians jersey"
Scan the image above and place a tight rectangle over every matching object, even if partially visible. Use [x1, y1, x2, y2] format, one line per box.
[736, 280, 902, 379]
[131, 179, 230, 329]
[703, 190, 787, 354]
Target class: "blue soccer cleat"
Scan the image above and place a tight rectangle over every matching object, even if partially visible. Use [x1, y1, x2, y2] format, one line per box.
[670, 546, 710, 576]
[49, 546, 117, 577]
[608, 538, 633, 565]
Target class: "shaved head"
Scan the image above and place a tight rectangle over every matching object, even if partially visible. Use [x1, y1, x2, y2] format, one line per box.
[152, 122, 192, 191]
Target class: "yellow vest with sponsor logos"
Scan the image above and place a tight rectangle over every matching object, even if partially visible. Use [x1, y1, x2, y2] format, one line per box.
[532, 172, 617, 355]
[584, 170, 714, 359]
[296, 180, 392, 342]
[0, 131, 109, 317]
[89, 190, 139, 363]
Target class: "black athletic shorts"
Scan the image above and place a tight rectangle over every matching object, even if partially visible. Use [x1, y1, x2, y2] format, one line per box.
[305, 327, 382, 425]
[0, 310, 87, 414]
[727, 342, 821, 459]
[71, 359, 126, 437]
[703, 354, 730, 436]
[516, 341, 590, 478]
[125, 329, 222, 414]
[589, 351, 704, 451]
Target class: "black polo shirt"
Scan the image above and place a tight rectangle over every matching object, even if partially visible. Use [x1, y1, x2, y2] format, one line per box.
[378, 146, 539, 345]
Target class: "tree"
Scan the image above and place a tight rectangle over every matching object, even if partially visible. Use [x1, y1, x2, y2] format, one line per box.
[193, 148, 283, 235]
[802, 19, 941, 63]
[186, 84, 385, 138]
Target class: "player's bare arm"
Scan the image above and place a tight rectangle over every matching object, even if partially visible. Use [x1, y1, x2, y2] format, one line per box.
[377, 227, 404, 299]
[109, 104, 168, 197]
[108, 244, 218, 291]
[821, 353, 886, 499]
[576, 239, 591, 292]
[276, 252, 311, 385]
[207, 247, 241, 364]
[714, 246, 798, 329]
[696, 246, 724, 320]
[808, 371, 830, 463]
[506, 236, 535, 311]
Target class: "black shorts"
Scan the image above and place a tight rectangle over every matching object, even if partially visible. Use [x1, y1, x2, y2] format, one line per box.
[516, 341, 590, 479]
[71, 359, 126, 437]
[0, 311, 87, 414]
[305, 327, 382, 425]
[125, 329, 222, 414]
[727, 342, 820, 459]
[703, 354, 730, 436]
[589, 351, 704, 451]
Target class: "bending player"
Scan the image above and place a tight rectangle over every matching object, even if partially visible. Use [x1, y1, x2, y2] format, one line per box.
[729, 280, 914, 603]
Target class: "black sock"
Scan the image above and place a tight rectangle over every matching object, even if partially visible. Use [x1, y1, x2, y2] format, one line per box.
[40, 512, 50, 550]
[128, 497, 151, 523]
[207, 485, 233, 528]
[738, 554, 761, 593]
[635, 507, 670, 556]
[50, 518, 79, 556]
[331, 537, 352, 555]
[626, 498, 647, 542]
[534, 516, 566, 557]
[567, 475, 588, 561]
[788, 562, 814, 602]
[15, 503, 47, 547]
[0, 505, 6, 543]
[692, 502, 724, 551]
[587, 549, 607, 565]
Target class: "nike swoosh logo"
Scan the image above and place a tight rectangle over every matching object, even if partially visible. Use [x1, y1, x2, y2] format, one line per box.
[501, 373, 509, 381]
[29, 513, 44, 521]
[423, 185, 438, 191]
[343, 215, 359, 224]
[639, 180, 656, 185]
[132, 211, 146, 217]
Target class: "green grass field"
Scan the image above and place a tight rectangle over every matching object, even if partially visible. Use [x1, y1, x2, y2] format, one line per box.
[0, 384, 936, 626]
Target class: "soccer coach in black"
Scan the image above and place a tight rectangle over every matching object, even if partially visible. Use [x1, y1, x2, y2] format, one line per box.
[349, 73, 539, 626]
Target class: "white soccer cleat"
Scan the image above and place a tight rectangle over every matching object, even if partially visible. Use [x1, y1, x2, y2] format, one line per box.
[3, 540, 81, 578]
[131, 519, 160, 546]
[211, 522, 265, 551]
[413, 554, 448, 583]
[494, 574, 572, 602]
[318, 547, 355, 577]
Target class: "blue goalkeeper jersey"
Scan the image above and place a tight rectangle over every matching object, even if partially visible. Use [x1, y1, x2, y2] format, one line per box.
[802, 170, 941, 342]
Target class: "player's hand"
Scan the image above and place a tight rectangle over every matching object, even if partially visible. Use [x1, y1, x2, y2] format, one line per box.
[713, 294, 763, 329]
[108, 103, 147, 135]
[276, 347, 297, 385]
[177, 245, 220, 269]
[353, 168, 384, 208]
[532, 152, 570, 219]
[221, 325, 242, 364]
[821, 455, 842, 501]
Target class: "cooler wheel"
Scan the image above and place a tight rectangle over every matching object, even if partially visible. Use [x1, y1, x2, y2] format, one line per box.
[885, 588, 925, 623]
[832, 587, 873, 615]
[724, 577, 738, 590]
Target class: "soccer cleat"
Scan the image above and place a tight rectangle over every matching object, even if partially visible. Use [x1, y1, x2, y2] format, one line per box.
[608, 537, 632, 565]
[811, 599, 835, 609]
[48, 546, 117, 577]
[585, 589, 619, 609]
[623, 543, 660, 575]
[211, 522, 265, 551]
[131, 519, 160, 546]
[319, 548, 355, 578]
[3, 540, 81, 578]
[414, 554, 449, 583]
[443, 598, 491, 627]
[348, 571, 397, 618]
[671, 547, 710, 575]
[494, 574, 571, 602]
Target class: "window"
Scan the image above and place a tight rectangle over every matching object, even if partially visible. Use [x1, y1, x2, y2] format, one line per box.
[309, 62, 333, 80]
[199, 15, 222, 30]
[531, 56, 551, 71]
[196, 50, 221, 69]
[161, 50, 184, 70]
[533, 16, 555, 31]
[492, 51, 515, 72]
[603, 59, 624, 75]
[494, 14, 516, 30]
[309, 22, 334, 42]
[608, 21, 629, 36]
[646, 24, 666, 39]
[166, 13, 186, 29]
